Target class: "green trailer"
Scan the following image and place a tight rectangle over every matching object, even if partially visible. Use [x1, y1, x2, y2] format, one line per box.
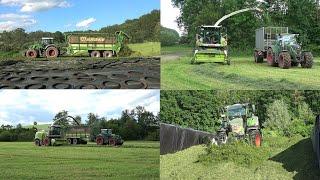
[25, 31, 130, 58]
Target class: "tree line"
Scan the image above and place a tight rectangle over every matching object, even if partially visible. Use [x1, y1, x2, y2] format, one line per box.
[0, 10, 160, 53]
[0, 106, 159, 142]
[168, 0, 320, 54]
[161, 90, 320, 137]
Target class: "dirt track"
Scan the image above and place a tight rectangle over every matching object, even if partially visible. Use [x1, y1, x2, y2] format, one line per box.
[0, 57, 160, 89]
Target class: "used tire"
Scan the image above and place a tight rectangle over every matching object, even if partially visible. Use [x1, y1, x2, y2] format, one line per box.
[103, 51, 113, 58]
[278, 52, 291, 69]
[96, 136, 104, 145]
[45, 46, 59, 58]
[301, 52, 313, 68]
[267, 48, 277, 66]
[26, 49, 38, 58]
[91, 51, 101, 58]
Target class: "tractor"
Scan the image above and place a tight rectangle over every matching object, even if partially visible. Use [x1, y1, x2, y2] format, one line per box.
[192, 7, 262, 64]
[254, 27, 313, 69]
[96, 129, 124, 146]
[215, 103, 262, 147]
[25, 37, 60, 58]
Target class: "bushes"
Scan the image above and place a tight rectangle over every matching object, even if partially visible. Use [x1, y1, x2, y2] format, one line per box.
[161, 27, 180, 46]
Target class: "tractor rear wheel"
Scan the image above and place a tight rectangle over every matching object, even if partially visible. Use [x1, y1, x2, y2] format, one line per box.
[45, 46, 59, 58]
[278, 52, 291, 69]
[301, 52, 313, 68]
[26, 49, 38, 58]
[267, 48, 277, 66]
[103, 51, 113, 58]
[91, 51, 101, 58]
[35, 139, 41, 146]
[96, 136, 104, 145]
[254, 51, 264, 63]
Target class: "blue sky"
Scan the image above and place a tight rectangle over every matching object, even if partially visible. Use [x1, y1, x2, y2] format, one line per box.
[0, 90, 160, 126]
[0, 0, 159, 32]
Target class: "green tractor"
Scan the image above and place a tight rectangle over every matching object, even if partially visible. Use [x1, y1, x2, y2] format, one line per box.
[215, 103, 262, 147]
[254, 27, 313, 69]
[96, 129, 124, 146]
[25, 37, 60, 58]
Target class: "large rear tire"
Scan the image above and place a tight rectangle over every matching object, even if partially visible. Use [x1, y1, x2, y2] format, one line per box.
[267, 48, 277, 66]
[91, 51, 101, 58]
[278, 52, 291, 69]
[45, 46, 59, 58]
[26, 49, 38, 58]
[103, 51, 113, 58]
[96, 136, 104, 145]
[301, 52, 313, 68]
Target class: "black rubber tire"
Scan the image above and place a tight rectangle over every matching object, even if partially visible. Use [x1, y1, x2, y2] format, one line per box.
[26, 49, 38, 58]
[254, 51, 258, 63]
[45, 46, 59, 58]
[103, 51, 113, 58]
[109, 138, 116, 146]
[257, 54, 264, 63]
[96, 136, 104, 145]
[249, 130, 262, 147]
[267, 48, 277, 67]
[301, 52, 313, 68]
[217, 132, 228, 145]
[72, 138, 78, 145]
[278, 52, 291, 69]
[67, 138, 72, 145]
[35, 139, 41, 146]
[90, 51, 101, 58]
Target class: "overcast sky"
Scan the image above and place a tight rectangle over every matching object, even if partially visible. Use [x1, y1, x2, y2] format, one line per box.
[0, 90, 160, 126]
[0, 0, 159, 32]
[161, 0, 183, 35]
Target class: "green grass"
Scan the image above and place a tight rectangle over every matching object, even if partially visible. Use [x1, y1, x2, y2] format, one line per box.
[161, 45, 192, 55]
[161, 136, 320, 179]
[161, 53, 320, 90]
[128, 42, 160, 57]
[0, 141, 159, 179]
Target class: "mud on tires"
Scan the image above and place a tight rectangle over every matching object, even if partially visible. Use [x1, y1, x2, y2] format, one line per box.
[267, 48, 277, 67]
[26, 49, 38, 58]
[301, 52, 313, 68]
[45, 46, 59, 58]
[278, 52, 291, 69]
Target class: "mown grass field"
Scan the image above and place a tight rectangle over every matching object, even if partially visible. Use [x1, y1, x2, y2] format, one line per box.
[129, 42, 160, 57]
[0, 141, 159, 179]
[161, 46, 320, 90]
[161, 135, 320, 180]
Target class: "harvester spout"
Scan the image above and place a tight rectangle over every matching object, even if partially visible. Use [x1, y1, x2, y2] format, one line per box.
[213, 8, 263, 28]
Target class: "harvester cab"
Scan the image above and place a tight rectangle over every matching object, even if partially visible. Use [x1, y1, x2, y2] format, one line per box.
[48, 125, 62, 138]
[216, 103, 261, 147]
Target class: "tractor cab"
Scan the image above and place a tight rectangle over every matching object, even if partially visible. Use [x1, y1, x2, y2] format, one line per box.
[101, 129, 113, 136]
[41, 37, 54, 46]
[48, 125, 62, 138]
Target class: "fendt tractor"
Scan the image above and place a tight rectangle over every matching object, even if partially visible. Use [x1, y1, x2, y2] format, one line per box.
[254, 27, 313, 69]
[25, 31, 129, 59]
[192, 7, 263, 64]
[96, 129, 124, 146]
[312, 115, 320, 168]
[34, 116, 90, 146]
[214, 103, 262, 147]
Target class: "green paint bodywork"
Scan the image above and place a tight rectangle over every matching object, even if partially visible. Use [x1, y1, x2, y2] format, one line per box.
[271, 34, 302, 63]
[34, 131, 47, 141]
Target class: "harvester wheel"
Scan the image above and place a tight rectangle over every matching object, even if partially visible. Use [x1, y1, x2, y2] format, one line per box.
[109, 139, 116, 146]
[45, 46, 59, 58]
[267, 48, 277, 66]
[91, 51, 101, 58]
[72, 138, 78, 145]
[43, 137, 50, 146]
[96, 136, 104, 145]
[278, 52, 291, 69]
[301, 52, 313, 68]
[35, 139, 41, 146]
[217, 132, 228, 145]
[26, 49, 38, 58]
[103, 51, 113, 58]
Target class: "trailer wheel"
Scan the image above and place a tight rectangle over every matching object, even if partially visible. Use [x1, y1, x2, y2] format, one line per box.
[103, 51, 113, 58]
[26, 49, 38, 58]
[35, 139, 41, 146]
[45, 46, 59, 58]
[72, 138, 78, 145]
[301, 52, 313, 68]
[67, 138, 72, 145]
[96, 136, 104, 145]
[91, 51, 101, 58]
[278, 52, 291, 69]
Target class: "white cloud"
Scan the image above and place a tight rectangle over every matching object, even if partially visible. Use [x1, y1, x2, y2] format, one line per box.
[0, 13, 36, 31]
[76, 17, 96, 29]
[161, 0, 183, 35]
[0, 90, 160, 125]
[0, 0, 71, 12]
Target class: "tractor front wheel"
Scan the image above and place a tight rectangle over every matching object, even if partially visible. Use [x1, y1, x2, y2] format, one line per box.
[109, 138, 116, 146]
[278, 52, 291, 69]
[301, 52, 313, 68]
[267, 48, 277, 66]
[96, 136, 104, 145]
[91, 51, 101, 58]
[45, 47, 59, 58]
[26, 49, 38, 58]
[249, 130, 262, 147]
